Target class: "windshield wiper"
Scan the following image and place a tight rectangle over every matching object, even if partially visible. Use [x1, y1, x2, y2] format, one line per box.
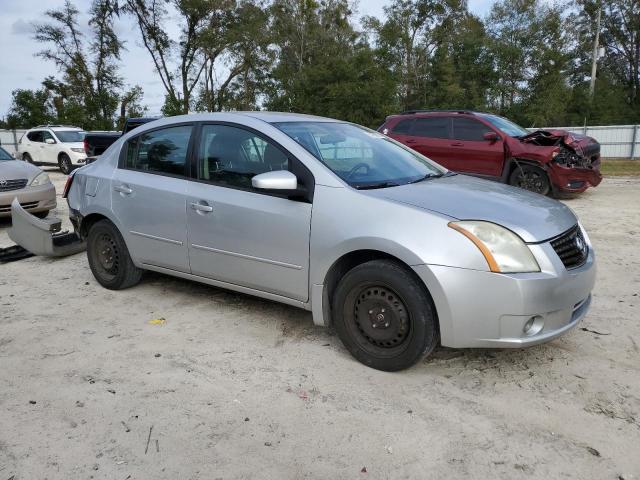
[354, 181, 400, 190]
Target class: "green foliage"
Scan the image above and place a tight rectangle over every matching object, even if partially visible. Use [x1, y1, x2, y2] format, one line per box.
[6, 89, 56, 129]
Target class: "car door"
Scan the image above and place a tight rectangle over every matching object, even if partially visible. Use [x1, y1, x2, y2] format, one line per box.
[25, 131, 43, 163]
[450, 117, 505, 177]
[186, 123, 312, 302]
[40, 130, 58, 165]
[111, 124, 194, 273]
[404, 116, 454, 167]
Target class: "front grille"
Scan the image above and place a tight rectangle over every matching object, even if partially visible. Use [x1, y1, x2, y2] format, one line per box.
[0, 178, 28, 192]
[550, 225, 589, 269]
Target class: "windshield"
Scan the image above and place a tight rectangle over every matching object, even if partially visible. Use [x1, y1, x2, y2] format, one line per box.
[55, 130, 86, 143]
[274, 122, 445, 188]
[477, 114, 530, 137]
[0, 147, 13, 161]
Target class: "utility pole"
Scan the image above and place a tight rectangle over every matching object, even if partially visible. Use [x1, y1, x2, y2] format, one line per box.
[589, 4, 602, 98]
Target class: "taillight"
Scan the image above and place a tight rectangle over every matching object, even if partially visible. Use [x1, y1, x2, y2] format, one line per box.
[62, 172, 75, 198]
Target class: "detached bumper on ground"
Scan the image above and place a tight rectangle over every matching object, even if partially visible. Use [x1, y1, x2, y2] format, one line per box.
[414, 243, 596, 349]
[8, 198, 85, 257]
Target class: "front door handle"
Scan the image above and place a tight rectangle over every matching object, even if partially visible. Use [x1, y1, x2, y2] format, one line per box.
[114, 184, 133, 195]
[451, 142, 464, 147]
[190, 201, 213, 213]
[405, 139, 417, 144]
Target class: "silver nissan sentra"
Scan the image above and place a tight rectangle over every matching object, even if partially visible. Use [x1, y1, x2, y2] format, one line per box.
[39, 112, 596, 370]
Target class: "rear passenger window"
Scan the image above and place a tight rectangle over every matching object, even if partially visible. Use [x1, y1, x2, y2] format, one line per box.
[391, 119, 414, 134]
[452, 118, 493, 141]
[413, 117, 450, 139]
[124, 125, 192, 176]
[27, 131, 44, 142]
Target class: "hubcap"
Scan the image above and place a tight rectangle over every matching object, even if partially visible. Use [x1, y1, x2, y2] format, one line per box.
[353, 286, 410, 349]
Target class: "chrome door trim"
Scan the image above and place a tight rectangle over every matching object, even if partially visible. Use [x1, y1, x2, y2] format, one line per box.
[191, 243, 303, 270]
[130, 230, 183, 246]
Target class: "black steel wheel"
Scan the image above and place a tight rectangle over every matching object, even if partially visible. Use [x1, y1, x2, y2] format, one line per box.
[59, 153, 73, 175]
[332, 259, 438, 371]
[509, 164, 550, 195]
[87, 219, 142, 290]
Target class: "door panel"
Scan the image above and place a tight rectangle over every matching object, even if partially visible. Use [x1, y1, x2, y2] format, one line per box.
[111, 124, 193, 272]
[186, 123, 312, 301]
[451, 118, 505, 177]
[187, 183, 311, 301]
[401, 117, 453, 167]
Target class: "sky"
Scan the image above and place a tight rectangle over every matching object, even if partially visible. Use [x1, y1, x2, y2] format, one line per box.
[0, 0, 494, 119]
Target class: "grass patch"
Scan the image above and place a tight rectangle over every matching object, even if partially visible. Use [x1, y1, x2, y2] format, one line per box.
[600, 159, 640, 176]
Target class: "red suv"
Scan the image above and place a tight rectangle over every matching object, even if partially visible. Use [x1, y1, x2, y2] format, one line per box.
[379, 110, 602, 196]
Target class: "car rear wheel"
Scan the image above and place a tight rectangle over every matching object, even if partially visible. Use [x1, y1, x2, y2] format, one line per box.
[509, 164, 550, 195]
[59, 153, 73, 175]
[332, 259, 438, 371]
[23, 153, 33, 163]
[87, 219, 143, 290]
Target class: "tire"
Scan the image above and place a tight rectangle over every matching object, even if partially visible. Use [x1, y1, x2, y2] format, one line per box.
[87, 219, 143, 290]
[508, 163, 550, 195]
[34, 211, 49, 219]
[23, 153, 33, 163]
[332, 259, 438, 371]
[58, 153, 73, 175]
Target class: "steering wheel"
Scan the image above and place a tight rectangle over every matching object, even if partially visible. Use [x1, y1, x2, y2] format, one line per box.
[346, 162, 371, 179]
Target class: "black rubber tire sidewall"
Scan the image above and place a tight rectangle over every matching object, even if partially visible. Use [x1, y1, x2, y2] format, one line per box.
[87, 220, 143, 290]
[59, 154, 73, 175]
[509, 164, 550, 196]
[332, 260, 438, 372]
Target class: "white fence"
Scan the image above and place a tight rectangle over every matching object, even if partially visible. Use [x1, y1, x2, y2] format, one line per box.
[1, 125, 639, 159]
[0, 129, 27, 156]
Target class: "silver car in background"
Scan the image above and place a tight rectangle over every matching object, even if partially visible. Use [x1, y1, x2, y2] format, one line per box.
[54, 112, 594, 371]
[0, 146, 55, 218]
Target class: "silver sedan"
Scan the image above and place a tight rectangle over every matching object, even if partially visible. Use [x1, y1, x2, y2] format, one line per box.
[17, 113, 596, 371]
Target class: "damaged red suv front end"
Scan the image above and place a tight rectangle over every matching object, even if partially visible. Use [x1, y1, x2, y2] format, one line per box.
[510, 129, 603, 194]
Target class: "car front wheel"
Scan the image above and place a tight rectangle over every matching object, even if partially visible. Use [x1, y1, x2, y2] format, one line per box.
[332, 259, 438, 371]
[59, 153, 73, 175]
[87, 219, 143, 290]
[509, 164, 550, 195]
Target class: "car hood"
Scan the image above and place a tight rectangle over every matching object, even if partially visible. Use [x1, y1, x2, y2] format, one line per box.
[0, 160, 41, 183]
[363, 174, 577, 243]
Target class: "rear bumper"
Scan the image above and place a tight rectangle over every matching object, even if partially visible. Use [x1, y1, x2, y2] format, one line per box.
[548, 162, 602, 193]
[7, 199, 85, 257]
[413, 244, 596, 348]
[0, 183, 56, 217]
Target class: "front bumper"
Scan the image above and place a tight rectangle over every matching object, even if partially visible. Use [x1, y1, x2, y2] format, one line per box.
[549, 161, 603, 193]
[69, 150, 88, 165]
[413, 242, 596, 349]
[0, 183, 56, 218]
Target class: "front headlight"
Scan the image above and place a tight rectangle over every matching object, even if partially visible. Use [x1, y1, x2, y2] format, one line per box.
[448, 221, 540, 273]
[29, 172, 51, 186]
[71, 148, 85, 153]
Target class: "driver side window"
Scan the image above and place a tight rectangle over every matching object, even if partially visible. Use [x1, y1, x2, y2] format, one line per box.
[198, 124, 290, 190]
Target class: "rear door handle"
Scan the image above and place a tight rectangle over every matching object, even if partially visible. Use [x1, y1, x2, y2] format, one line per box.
[405, 139, 417, 144]
[114, 184, 133, 195]
[451, 142, 464, 147]
[190, 201, 213, 213]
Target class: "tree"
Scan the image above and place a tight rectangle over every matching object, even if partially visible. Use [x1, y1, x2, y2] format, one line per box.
[6, 88, 56, 129]
[33, 0, 124, 129]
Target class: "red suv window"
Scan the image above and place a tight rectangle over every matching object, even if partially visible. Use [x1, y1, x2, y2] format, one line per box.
[452, 118, 493, 141]
[413, 117, 450, 139]
[391, 119, 414, 134]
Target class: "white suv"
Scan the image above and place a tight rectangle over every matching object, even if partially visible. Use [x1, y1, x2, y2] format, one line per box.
[18, 125, 87, 174]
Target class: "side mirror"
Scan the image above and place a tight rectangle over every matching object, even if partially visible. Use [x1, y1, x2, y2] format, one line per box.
[252, 170, 298, 190]
[45, 138, 55, 145]
[483, 132, 500, 143]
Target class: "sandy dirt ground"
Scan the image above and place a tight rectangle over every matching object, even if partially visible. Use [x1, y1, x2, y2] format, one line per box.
[1, 169, 639, 480]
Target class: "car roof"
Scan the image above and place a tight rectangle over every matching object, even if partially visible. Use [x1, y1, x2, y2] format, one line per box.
[161, 111, 339, 124]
